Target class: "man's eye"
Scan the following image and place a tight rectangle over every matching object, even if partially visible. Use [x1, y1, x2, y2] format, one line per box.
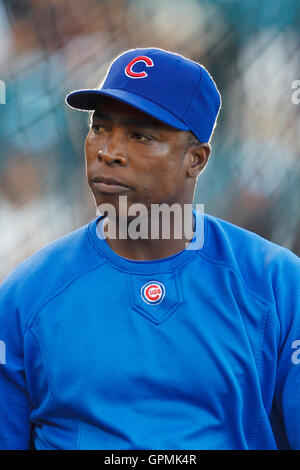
[131, 132, 151, 142]
[91, 124, 107, 134]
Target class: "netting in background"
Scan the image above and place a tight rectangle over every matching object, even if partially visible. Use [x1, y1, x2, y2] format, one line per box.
[0, 0, 299, 280]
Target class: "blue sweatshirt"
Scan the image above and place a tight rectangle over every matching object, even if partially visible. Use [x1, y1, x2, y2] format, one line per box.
[0, 211, 300, 450]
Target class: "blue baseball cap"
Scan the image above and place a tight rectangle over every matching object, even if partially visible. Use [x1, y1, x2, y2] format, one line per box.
[66, 48, 221, 143]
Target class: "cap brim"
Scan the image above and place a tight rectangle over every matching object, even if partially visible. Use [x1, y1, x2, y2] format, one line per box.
[65, 88, 189, 131]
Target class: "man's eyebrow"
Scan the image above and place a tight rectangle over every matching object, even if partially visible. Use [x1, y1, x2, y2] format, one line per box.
[92, 111, 112, 121]
[119, 116, 160, 130]
[92, 111, 160, 130]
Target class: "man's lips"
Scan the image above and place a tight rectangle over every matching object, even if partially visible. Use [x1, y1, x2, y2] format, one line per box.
[91, 176, 132, 194]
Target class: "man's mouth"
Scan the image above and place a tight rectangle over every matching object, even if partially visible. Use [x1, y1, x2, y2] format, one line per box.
[91, 176, 132, 194]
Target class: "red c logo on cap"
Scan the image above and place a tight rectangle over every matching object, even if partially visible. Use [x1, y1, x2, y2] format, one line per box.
[125, 56, 154, 79]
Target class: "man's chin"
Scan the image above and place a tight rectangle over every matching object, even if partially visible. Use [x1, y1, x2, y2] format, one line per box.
[94, 197, 141, 221]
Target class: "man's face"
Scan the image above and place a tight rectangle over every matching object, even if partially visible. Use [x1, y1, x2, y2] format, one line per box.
[85, 97, 195, 215]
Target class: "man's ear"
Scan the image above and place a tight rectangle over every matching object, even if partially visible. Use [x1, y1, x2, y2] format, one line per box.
[186, 143, 211, 178]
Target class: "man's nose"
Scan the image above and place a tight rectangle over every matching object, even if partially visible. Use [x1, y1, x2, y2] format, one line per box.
[97, 131, 127, 166]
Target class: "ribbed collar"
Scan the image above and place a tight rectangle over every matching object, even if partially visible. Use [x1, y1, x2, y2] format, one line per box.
[88, 209, 205, 274]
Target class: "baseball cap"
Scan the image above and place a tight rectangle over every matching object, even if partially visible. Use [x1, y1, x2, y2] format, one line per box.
[66, 48, 221, 143]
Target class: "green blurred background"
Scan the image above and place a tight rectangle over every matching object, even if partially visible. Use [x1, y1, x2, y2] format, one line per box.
[0, 0, 299, 280]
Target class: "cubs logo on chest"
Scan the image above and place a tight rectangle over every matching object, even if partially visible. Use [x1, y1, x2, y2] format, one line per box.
[141, 281, 165, 305]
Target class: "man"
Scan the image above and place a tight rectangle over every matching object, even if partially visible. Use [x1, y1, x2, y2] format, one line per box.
[0, 48, 300, 450]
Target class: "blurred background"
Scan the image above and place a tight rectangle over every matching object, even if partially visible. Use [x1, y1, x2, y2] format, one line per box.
[0, 0, 299, 280]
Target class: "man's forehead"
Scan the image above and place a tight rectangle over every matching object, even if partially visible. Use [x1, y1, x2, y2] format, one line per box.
[92, 97, 179, 131]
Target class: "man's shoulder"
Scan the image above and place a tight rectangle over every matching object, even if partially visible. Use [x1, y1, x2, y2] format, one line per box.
[202, 213, 300, 304]
[3, 219, 94, 277]
[0, 218, 105, 326]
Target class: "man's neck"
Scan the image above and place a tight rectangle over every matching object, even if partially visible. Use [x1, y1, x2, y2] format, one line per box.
[102, 211, 196, 261]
